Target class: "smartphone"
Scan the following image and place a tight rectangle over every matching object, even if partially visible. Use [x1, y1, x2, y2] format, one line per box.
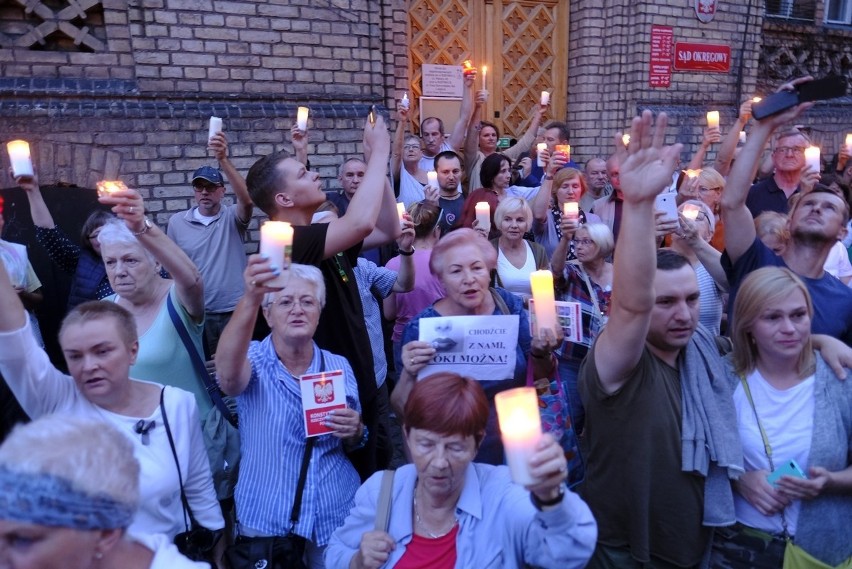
[752, 76, 848, 120]
[766, 459, 807, 488]
[654, 192, 678, 223]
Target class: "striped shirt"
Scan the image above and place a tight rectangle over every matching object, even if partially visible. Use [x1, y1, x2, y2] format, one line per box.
[235, 337, 361, 545]
[354, 257, 398, 388]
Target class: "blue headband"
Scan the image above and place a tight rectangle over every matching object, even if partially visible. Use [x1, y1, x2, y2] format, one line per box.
[0, 467, 135, 530]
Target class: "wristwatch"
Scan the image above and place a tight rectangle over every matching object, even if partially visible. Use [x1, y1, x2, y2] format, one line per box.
[530, 484, 566, 511]
[398, 246, 415, 256]
[132, 217, 153, 236]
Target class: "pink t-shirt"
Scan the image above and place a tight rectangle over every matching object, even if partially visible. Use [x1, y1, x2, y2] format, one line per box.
[385, 249, 446, 342]
[395, 524, 459, 569]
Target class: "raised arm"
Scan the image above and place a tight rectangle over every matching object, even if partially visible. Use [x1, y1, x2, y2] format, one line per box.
[503, 102, 547, 162]
[99, 188, 205, 320]
[0, 260, 27, 332]
[686, 126, 721, 170]
[209, 132, 253, 223]
[291, 124, 309, 167]
[391, 218, 415, 292]
[324, 115, 393, 257]
[531, 152, 566, 224]
[714, 100, 752, 177]
[15, 173, 56, 228]
[721, 78, 813, 264]
[391, 102, 411, 178]
[215, 255, 272, 396]
[463, 90, 488, 180]
[446, 72, 476, 152]
[593, 111, 682, 393]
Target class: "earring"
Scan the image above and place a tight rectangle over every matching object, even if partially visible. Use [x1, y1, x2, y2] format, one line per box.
[94, 551, 104, 560]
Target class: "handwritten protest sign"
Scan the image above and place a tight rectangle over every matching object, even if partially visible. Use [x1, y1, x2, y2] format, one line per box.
[300, 369, 347, 437]
[417, 314, 519, 381]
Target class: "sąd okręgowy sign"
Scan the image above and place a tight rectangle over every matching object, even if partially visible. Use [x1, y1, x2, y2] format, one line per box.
[673, 42, 731, 73]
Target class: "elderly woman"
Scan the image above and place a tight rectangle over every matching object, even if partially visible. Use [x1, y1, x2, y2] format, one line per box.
[709, 267, 852, 567]
[0, 414, 209, 569]
[391, 228, 561, 466]
[0, 261, 223, 542]
[550, 221, 613, 438]
[325, 373, 597, 568]
[216, 261, 365, 568]
[695, 167, 726, 251]
[488, 197, 548, 304]
[531, 166, 602, 260]
[459, 153, 537, 240]
[392, 103, 428, 208]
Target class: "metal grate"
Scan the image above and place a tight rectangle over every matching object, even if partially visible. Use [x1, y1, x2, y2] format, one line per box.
[765, 0, 817, 21]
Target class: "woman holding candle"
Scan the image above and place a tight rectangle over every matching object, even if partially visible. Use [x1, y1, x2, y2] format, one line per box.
[550, 221, 614, 436]
[325, 372, 596, 569]
[488, 197, 549, 304]
[215, 261, 365, 568]
[531, 166, 602, 260]
[392, 101, 428, 208]
[709, 267, 852, 568]
[392, 228, 561, 466]
[695, 167, 727, 251]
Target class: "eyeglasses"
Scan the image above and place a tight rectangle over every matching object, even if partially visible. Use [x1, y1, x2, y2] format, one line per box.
[698, 186, 722, 194]
[272, 297, 319, 311]
[570, 238, 595, 247]
[194, 184, 222, 193]
[403, 144, 422, 150]
[773, 146, 806, 155]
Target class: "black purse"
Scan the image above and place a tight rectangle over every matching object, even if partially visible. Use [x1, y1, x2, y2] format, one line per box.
[160, 388, 222, 565]
[224, 438, 315, 569]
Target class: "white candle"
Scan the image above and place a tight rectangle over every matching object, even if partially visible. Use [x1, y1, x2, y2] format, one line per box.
[260, 221, 294, 288]
[706, 111, 719, 129]
[622, 134, 630, 147]
[495, 387, 542, 485]
[7, 140, 33, 177]
[396, 202, 406, 223]
[96, 180, 128, 198]
[739, 131, 747, 145]
[481, 65, 487, 90]
[555, 144, 570, 162]
[682, 203, 701, 221]
[474, 201, 490, 232]
[845, 133, 852, 154]
[208, 116, 222, 141]
[752, 96, 762, 103]
[804, 146, 820, 173]
[540, 91, 550, 106]
[685, 169, 700, 179]
[563, 202, 579, 221]
[296, 107, 309, 131]
[401, 92, 410, 110]
[530, 270, 557, 335]
[427, 170, 438, 188]
[536, 142, 547, 167]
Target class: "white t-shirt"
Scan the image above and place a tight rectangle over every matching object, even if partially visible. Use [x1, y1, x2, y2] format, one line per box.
[496, 241, 536, 298]
[823, 240, 852, 280]
[733, 369, 815, 535]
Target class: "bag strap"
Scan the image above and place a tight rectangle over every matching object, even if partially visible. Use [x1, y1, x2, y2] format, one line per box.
[569, 260, 602, 316]
[374, 469, 396, 532]
[166, 293, 237, 428]
[738, 374, 790, 539]
[489, 287, 511, 315]
[160, 386, 197, 532]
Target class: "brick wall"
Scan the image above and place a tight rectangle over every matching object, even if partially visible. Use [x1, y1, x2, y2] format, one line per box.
[0, 0, 396, 246]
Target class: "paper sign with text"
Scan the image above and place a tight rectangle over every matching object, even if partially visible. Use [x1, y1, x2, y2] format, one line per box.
[417, 314, 519, 381]
[300, 369, 347, 437]
[529, 299, 582, 344]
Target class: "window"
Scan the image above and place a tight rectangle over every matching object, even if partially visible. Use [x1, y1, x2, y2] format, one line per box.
[765, 0, 817, 20]
[825, 0, 852, 24]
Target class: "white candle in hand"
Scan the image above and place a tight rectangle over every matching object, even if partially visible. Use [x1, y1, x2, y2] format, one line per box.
[427, 170, 438, 188]
[495, 387, 542, 485]
[482, 66, 487, 90]
[536, 143, 547, 167]
[474, 201, 490, 232]
[845, 133, 852, 154]
[622, 134, 630, 147]
[739, 131, 746, 145]
[401, 92, 410, 110]
[297, 107, 309, 132]
[804, 146, 820, 173]
[706, 111, 719, 129]
[530, 270, 557, 335]
[7, 140, 33, 177]
[260, 221, 294, 288]
[682, 203, 701, 221]
[396, 202, 406, 225]
[563, 202, 579, 221]
[540, 91, 550, 106]
[96, 180, 128, 198]
[208, 117, 222, 142]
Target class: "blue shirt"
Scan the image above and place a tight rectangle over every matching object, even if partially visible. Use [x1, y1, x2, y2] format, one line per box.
[324, 462, 597, 568]
[722, 238, 852, 343]
[235, 338, 361, 545]
[745, 175, 799, 218]
[353, 258, 398, 387]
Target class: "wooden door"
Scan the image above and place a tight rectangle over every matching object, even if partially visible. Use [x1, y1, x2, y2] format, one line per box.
[408, 0, 569, 138]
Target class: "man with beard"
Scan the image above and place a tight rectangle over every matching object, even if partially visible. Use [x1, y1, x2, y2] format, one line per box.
[722, 77, 852, 343]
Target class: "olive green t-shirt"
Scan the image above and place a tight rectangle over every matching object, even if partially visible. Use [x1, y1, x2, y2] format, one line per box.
[579, 344, 709, 567]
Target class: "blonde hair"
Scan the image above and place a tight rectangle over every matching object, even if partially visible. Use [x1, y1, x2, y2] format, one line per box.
[731, 267, 814, 377]
[696, 167, 725, 192]
[754, 211, 790, 243]
[551, 168, 587, 200]
[493, 197, 532, 231]
[577, 222, 614, 258]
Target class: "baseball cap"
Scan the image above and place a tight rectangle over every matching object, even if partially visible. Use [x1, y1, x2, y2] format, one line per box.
[192, 166, 224, 186]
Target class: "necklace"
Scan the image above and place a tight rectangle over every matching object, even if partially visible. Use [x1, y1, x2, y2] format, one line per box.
[413, 489, 457, 539]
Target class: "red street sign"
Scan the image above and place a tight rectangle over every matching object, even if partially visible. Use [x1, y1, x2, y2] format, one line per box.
[673, 42, 731, 72]
[649, 25, 674, 88]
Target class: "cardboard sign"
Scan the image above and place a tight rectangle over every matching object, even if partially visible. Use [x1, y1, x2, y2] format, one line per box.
[300, 369, 347, 437]
[649, 25, 674, 88]
[417, 314, 519, 381]
[674, 42, 731, 72]
[529, 299, 582, 344]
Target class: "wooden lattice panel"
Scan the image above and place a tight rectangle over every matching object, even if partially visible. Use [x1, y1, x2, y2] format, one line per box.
[0, 0, 105, 51]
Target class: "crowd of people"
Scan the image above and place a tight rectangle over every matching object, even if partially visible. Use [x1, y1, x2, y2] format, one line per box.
[1, 71, 852, 569]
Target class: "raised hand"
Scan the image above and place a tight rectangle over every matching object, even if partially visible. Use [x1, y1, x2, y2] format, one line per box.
[618, 111, 683, 204]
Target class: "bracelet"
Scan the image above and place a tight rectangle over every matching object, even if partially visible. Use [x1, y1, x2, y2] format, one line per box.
[543, 175, 554, 181]
[530, 484, 565, 511]
[398, 247, 415, 256]
[132, 218, 153, 236]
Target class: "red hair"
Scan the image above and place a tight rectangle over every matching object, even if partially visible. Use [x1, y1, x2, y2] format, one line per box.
[403, 373, 489, 444]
